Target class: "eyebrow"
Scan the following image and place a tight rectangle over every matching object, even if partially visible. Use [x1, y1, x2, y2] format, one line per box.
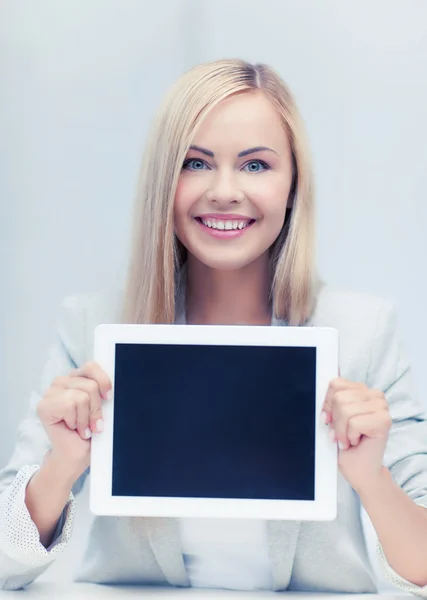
[188, 145, 279, 158]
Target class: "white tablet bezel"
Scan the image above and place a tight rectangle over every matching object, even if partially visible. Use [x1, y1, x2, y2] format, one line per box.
[90, 324, 338, 521]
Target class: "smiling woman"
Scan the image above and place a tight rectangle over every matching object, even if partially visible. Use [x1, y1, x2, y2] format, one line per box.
[121, 59, 314, 327]
[2, 59, 427, 596]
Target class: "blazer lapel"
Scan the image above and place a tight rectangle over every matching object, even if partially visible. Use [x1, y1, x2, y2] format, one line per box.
[144, 517, 300, 591]
[268, 313, 307, 589]
[267, 519, 301, 590]
[144, 517, 189, 587]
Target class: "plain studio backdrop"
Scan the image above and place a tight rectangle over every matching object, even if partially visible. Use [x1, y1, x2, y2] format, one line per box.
[1, 0, 426, 591]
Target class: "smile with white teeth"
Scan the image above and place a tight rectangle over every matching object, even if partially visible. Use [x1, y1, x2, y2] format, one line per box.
[199, 218, 252, 230]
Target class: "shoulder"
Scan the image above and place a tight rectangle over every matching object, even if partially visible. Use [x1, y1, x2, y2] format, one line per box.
[61, 288, 124, 324]
[56, 288, 124, 364]
[311, 283, 400, 383]
[311, 282, 396, 334]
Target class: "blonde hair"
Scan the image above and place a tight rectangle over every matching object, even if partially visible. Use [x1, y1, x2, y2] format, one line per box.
[121, 59, 319, 326]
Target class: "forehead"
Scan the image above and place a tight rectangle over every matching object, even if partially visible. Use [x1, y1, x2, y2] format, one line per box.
[191, 92, 289, 151]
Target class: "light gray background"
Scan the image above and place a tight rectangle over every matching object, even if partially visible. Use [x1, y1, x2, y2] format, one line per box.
[1, 0, 426, 590]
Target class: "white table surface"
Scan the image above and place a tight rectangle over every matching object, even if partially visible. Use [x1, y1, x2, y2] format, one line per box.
[0, 584, 411, 598]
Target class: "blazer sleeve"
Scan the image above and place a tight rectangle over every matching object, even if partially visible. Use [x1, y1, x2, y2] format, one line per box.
[365, 298, 427, 596]
[0, 295, 89, 590]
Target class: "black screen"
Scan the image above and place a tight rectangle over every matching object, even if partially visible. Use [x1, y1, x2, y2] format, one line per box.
[111, 343, 316, 501]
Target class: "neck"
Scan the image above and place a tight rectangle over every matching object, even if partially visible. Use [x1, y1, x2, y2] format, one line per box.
[185, 254, 272, 326]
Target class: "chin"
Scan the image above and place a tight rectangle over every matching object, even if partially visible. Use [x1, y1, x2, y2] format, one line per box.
[190, 250, 264, 273]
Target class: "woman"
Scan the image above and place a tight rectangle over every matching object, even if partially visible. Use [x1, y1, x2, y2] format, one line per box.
[1, 59, 427, 594]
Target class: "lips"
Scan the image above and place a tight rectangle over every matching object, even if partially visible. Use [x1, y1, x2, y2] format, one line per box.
[197, 217, 254, 231]
[194, 215, 256, 239]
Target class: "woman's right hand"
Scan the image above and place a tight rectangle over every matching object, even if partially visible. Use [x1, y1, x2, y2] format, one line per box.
[37, 361, 112, 479]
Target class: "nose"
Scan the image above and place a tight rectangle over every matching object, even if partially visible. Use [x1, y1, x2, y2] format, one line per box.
[206, 170, 245, 206]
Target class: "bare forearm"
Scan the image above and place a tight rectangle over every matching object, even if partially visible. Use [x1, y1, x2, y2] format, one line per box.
[25, 451, 80, 548]
[358, 466, 427, 586]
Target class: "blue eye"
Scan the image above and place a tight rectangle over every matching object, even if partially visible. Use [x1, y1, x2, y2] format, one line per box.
[243, 160, 270, 173]
[182, 158, 270, 172]
[183, 158, 208, 170]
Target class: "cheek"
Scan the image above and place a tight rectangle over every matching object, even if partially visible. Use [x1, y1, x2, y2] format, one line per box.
[174, 180, 189, 217]
[174, 179, 198, 244]
[174, 176, 205, 217]
[254, 185, 289, 221]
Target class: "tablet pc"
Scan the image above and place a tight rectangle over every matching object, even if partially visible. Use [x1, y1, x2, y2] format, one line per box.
[90, 324, 338, 520]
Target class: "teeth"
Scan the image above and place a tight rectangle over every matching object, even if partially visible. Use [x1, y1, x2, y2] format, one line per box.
[201, 218, 251, 230]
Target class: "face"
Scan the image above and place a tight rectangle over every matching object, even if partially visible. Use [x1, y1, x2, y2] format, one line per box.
[174, 91, 294, 272]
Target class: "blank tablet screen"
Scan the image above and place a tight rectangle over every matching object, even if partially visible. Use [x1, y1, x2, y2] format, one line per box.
[111, 343, 316, 501]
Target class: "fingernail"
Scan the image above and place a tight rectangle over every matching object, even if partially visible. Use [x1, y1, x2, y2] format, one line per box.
[338, 441, 345, 451]
[84, 428, 92, 439]
[96, 418, 104, 433]
[106, 390, 113, 401]
[329, 429, 336, 443]
[321, 411, 328, 424]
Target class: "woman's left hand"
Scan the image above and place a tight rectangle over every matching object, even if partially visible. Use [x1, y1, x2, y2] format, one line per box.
[321, 377, 392, 494]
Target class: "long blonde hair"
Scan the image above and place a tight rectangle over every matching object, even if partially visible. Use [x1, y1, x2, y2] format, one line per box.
[121, 59, 318, 326]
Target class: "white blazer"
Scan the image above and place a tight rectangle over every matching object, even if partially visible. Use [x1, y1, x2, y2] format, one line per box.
[1, 282, 427, 595]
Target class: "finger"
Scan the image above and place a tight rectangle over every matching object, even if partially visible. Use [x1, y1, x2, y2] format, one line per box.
[53, 373, 105, 434]
[347, 429, 362, 448]
[71, 377, 104, 434]
[320, 410, 332, 425]
[322, 377, 362, 415]
[323, 387, 368, 433]
[72, 361, 112, 401]
[60, 390, 79, 430]
[37, 391, 77, 430]
[333, 396, 387, 449]
[73, 389, 92, 440]
[347, 410, 392, 446]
